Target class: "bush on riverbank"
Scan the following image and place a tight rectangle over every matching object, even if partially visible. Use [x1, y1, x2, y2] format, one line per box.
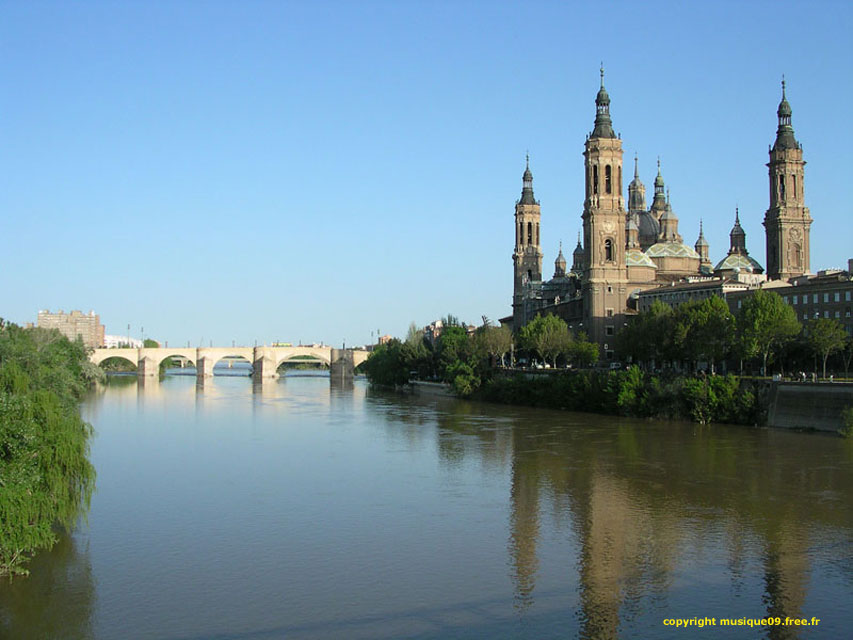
[475, 367, 765, 426]
[0, 321, 98, 577]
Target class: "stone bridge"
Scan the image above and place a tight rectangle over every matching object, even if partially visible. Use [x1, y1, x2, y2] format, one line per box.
[90, 346, 369, 379]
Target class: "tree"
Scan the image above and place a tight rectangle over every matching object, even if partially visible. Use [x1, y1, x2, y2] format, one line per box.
[615, 301, 674, 369]
[478, 325, 513, 367]
[519, 314, 569, 367]
[570, 331, 600, 368]
[674, 296, 735, 373]
[435, 326, 470, 381]
[737, 290, 801, 375]
[0, 322, 96, 577]
[362, 340, 410, 386]
[842, 337, 853, 380]
[806, 318, 847, 379]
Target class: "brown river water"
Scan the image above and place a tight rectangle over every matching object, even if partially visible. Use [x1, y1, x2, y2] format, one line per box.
[1, 372, 851, 639]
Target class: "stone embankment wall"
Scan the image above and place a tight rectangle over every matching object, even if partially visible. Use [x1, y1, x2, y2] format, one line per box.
[410, 381, 455, 397]
[767, 382, 853, 432]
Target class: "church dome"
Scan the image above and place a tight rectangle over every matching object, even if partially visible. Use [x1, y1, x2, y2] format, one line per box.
[637, 211, 660, 242]
[714, 253, 764, 273]
[645, 242, 701, 259]
[626, 249, 657, 268]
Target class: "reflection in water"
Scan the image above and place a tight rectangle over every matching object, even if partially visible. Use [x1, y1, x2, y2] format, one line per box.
[373, 392, 853, 639]
[3, 378, 850, 639]
[0, 533, 94, 639]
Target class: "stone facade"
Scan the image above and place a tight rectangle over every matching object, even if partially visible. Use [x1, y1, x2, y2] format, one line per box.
[764, 80, 811, 281]
[504, 74, 809, 362]
[727, 268, 853, 337]
[37, 309, 105, 348]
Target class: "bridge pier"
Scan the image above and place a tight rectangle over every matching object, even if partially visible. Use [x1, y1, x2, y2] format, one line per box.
[137, 356, 159, 377]
[330, 348, 355, 382]
[252, 347, 278, 379]
[196, 357, 215, 378]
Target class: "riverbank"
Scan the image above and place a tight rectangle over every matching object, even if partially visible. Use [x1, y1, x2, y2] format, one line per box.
[470, 368, 767, 426]
[468, 369, 853, 433]
[0, 322, 99, 577]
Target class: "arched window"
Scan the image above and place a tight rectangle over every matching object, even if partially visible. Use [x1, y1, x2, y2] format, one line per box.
[618, 166, 622, 194]
[605, 239, 613, 262]
[535, 223, 539, 246]
[792, 174, 797, 198]
[593, 165, 599, 195]
[605, 165, 612, 194]
[527, 222, 532, 244]
[779, 174, 785, 200]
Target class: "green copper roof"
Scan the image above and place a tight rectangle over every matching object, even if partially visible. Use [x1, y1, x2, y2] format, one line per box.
[591, 66, 616, 139]
[519, 155, 537, 204]
[773, 78, 799, 151]
[714, 252, 764, 274]
[646, 242, 700, 259]
[626, 249, 657, 268]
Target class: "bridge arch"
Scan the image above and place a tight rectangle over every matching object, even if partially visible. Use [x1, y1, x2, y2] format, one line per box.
[90, 348, 138, 368]
[273, 351, 331, 371]
[141, 348, 198, 369]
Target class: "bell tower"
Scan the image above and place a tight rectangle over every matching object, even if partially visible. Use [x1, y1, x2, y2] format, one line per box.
[764, 78, 811, 280]
[582, 67, 627, 357]
[512, 155, 543, 329]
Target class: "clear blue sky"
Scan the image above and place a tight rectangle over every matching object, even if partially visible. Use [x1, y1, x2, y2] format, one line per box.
[2, 1, 851, 347]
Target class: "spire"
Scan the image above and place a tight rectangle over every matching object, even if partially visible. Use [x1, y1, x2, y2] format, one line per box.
[695, 218, 709, 248]
[658, 189, 682, 243]
[590, 64, 616, 139]
[650, 157, 667, 216]
[729, 207, 746, 254]
[654, 157, 664, 193]
[554, 241, 567, 277]
[520, 154, 536, 204]
[571, 231, 584, 274]
[773, 76, 798, 150]
[628, 153, 646, 213]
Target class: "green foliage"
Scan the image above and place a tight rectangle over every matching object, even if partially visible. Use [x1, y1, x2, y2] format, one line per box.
[616, 301, 674, 365]
[737, 290, 801, 374]
[477, 325, 513, 366]
[806, 318, 847, 379]
[616, 365, 646, 416]
[447, 360, 481, 397]
[674, 296, 735, 371]
[839, 407, 853, 438]
[0, 322, 97, 577]
[569, 332, 599, 368]
[362, 340, 411, 387]
[519, 314, 570, 365]
[436, 326, 471, 382]
[477, 369, 763, 426]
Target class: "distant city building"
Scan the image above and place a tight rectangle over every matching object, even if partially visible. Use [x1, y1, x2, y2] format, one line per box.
[727, 263, 853, 336]
[37, 309, 105, 348]
[377, 334, 394, 345]
[636, 277, 753, 313]
[422, 319, 476, 346]
[103, 334, 143, 348]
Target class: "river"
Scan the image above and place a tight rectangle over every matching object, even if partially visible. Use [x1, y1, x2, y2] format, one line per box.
[1, 373, 851, 639]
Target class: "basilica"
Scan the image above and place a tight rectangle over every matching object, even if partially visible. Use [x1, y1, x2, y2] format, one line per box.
[505, 71, 812, 360]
